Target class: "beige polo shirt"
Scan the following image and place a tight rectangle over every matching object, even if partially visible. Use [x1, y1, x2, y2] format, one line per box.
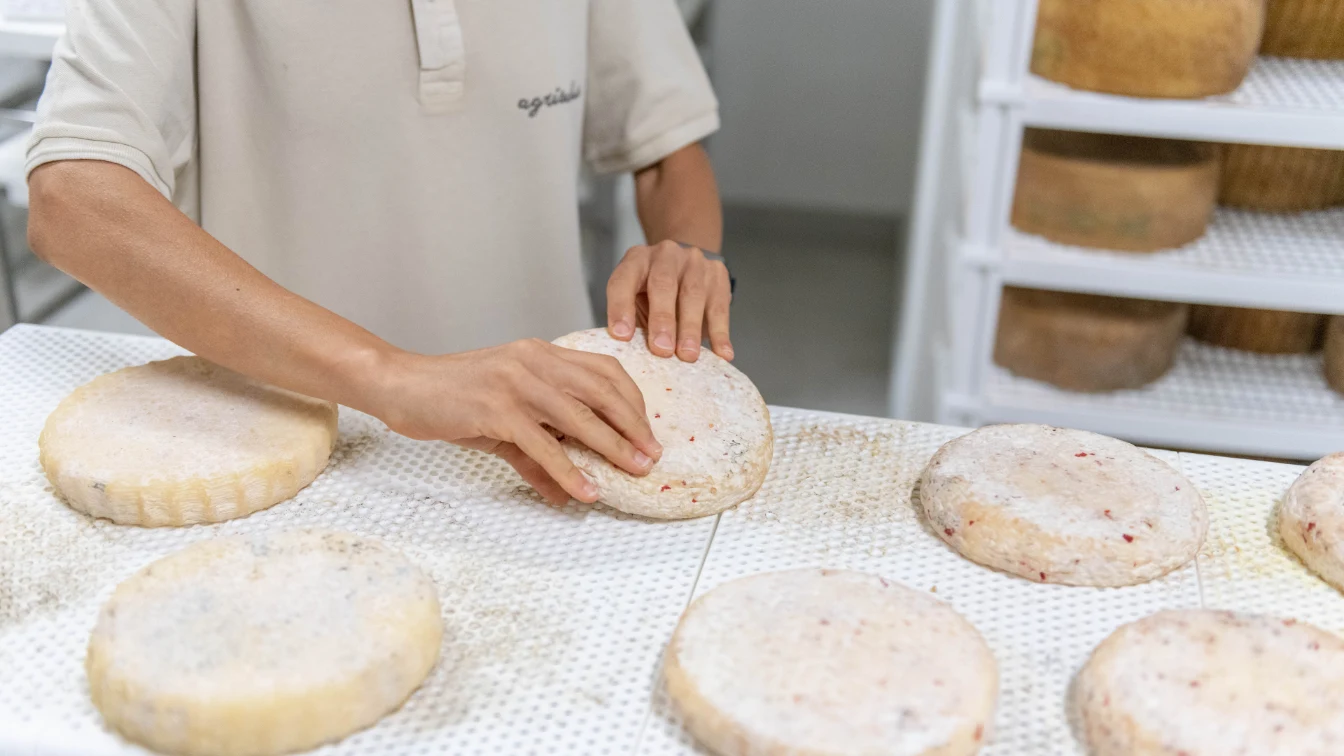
[27, 0, 718, 354]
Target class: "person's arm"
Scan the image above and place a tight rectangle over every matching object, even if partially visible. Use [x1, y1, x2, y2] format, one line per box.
[28, 160, 661, 504]
[606, 143, 733, 363]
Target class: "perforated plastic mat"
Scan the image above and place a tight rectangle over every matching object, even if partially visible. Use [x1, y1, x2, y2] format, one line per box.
[0, 325, 1336, 755]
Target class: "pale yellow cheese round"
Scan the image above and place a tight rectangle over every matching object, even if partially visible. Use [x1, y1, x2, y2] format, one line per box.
[664, 569, 998, 756]
[1076, 610, 1344, 755]
[553, 328, 773, 519]
[87, 531, 444, 756]
[40, 356, 338, 526]
[920, 424, 1208, 586]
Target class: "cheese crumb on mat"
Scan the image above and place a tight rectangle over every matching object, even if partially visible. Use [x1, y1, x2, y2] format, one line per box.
[86, 530, 443, 756]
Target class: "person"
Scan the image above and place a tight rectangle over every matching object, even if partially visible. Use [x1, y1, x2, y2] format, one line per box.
[25, 1, 732, 507]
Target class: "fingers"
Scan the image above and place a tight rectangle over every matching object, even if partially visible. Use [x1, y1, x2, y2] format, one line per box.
[606, 247, 650, 341]
[494, 442, 570, 505]
[511, 419, 599, 503]
[524, 371, 655, 477]
[676, 263, 710, 362]
[559, 349, 656, 431]
[644, 243, 683, 357]
[705, 262, 734, 360]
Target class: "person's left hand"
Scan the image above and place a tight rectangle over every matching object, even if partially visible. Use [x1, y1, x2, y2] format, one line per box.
[605, 240, 733, 362]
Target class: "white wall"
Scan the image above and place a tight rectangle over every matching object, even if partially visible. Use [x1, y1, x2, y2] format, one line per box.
[706, 0, 933, 216]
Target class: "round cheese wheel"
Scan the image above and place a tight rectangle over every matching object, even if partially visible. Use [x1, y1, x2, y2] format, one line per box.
[1013, 129, 1221, 252]
[40, 357, 338, 527]
[552, 328, 772, 520]
[1327, 316, 1344, 394]
[1262, 0, 1344, 59]
[1188, 305, 1326, 353]
[1031, 0, 1266, 98]
[663, 569, 998, 756]
[1279, 453, 1344, 590]
[993, 287, 1189, 392]
[1076, 610, 1344, 755]
[920, 424, 1208, 587]
[1220, 143, 1344, 212]
[87, 531, 443, 756]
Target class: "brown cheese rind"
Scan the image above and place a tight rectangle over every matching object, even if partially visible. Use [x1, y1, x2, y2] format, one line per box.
[1031, 0, 1266, 98]
[1013, 129, 1220, 253]
[1261, 0, 1344, 59]
[1219, 144, 1344, 212]
[1188, 305, 1326, 354]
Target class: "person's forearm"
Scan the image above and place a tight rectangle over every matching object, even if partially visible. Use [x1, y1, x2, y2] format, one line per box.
[27, 160, 398, 414]
[633, 143, 722, 252]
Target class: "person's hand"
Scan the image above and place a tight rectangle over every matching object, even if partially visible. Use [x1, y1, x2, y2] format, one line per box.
[606, 240, 733, 362]
[370, 340, 662, 505]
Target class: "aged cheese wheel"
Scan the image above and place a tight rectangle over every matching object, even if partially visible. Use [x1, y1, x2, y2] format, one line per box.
[1076, 610, 1344, 755]
[1031, 0, 1267, 98]
[994, 287, 1189, 392]
[87, 531, 443, 756]
[1188, 305, 1326, 353]
[552, 328, 772, 520]
[40, 356, 338, 527]
[1220, 143, 1344, 211]
[664, 569, 998, 756]
[1012, 129, 1221, 252]
[920, 424, 1208, 587]
[1278, 453, 1344, 591]
[1261, 0, 1344, 59]
[1326, 316, 1344, 394]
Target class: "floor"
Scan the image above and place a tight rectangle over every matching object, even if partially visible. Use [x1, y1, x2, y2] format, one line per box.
[29, 204, 904, 417]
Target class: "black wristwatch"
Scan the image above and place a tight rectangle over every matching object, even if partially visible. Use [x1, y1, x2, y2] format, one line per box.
[676, 242, 736, 295]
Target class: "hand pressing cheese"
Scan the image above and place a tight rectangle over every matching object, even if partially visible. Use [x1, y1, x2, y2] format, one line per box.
[552, 328, 772, 519]
[87, 531, 443, 756]
[40, 356, 337, 526]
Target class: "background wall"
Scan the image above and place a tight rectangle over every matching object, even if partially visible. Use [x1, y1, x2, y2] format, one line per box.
[706, 0, 934, 216]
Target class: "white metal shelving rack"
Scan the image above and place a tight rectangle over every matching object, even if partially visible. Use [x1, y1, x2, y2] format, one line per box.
[893, 0, 1344, 460]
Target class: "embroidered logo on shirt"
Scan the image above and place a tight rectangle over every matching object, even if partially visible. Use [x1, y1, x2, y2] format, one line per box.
[519, 82, 582, 118]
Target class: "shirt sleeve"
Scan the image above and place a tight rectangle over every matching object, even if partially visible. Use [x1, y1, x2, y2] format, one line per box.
[582, 0, 720, 175]
[25, 0, 197, 203]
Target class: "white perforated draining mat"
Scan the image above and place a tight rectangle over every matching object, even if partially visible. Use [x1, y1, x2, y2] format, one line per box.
[1007, 207, 1344, 284]
[0, 326, 718, 756]
[987, 339, 1344, 430]
[1, 326, 1337, 755]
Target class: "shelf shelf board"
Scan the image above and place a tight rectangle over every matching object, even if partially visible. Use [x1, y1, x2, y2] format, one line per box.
[0, 13, 61, 60]
[1007, 57, 1344, 150]
[997, 207, 1344, 315]
[955, 341, 1344, 461]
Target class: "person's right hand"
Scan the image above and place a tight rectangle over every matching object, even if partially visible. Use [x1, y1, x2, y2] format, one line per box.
[368, 339, 661, 505]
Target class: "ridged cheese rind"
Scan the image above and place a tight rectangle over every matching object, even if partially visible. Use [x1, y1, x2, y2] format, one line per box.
[920, 424, 1207, 587]
[552, 329, 773, 519]
[86, 530, 443, 756]
[664, 569, 998, 756]
[39, 356, 338, 526]
[1076, 610, 1344, 755]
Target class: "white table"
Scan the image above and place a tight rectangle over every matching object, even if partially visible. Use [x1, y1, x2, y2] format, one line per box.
[1, 324, 1339, 755]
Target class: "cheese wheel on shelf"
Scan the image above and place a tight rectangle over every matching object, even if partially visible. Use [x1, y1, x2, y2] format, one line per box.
[1012, 129, 1220, 253]
[1261, 0, 1344, 59]
[1327, 316, 1344, 395]
[1188, 305, 1325, 353]
[994, 287, 1189, 392]
[1220, 144, 1344, 211]
[1031, 0, 1267, 98]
